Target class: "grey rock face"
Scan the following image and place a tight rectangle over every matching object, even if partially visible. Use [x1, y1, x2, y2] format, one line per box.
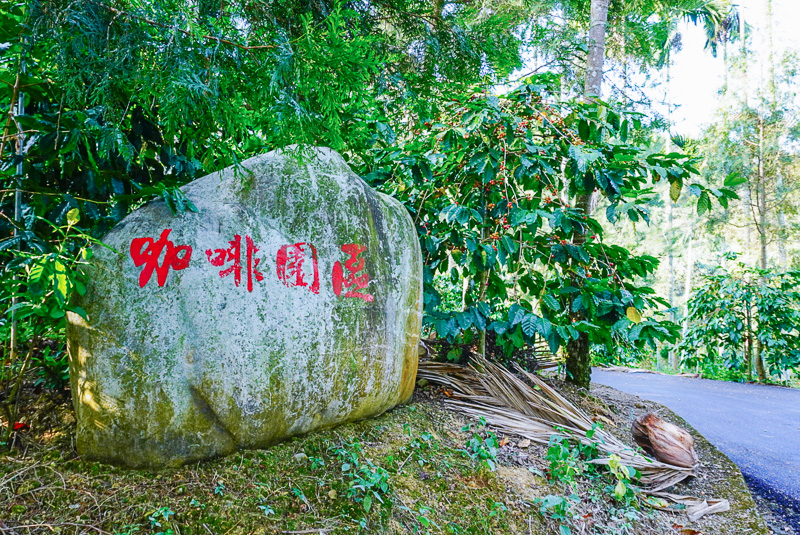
[67, 147, 422, 467]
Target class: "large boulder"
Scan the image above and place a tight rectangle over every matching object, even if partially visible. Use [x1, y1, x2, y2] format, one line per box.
[66, 147, 423, 468]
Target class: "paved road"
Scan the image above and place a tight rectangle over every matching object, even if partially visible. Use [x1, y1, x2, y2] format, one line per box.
[592, 369, 800, 510]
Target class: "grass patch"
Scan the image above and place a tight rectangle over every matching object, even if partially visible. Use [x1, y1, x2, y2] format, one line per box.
[1, 396, 535, 534]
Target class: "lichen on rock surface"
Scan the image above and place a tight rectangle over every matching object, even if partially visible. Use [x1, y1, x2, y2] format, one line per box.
[66, 146, 423, 468]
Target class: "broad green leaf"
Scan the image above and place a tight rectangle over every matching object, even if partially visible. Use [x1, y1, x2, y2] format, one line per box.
[697, 190, 711, 216]
[29, 261, 46, 282]
[669, 180, 682, 203]
[54, 260, 69, 304]
[626, 307, 642, 323]
[543, 294, 561, 311]
[456, 312, 473, 330]
[66, 208, 80, 226]
[568, 144, 602, 174]
[614, 480, 626, 499]
[489, 321, 508, 335]
[723, 172, 747, 188]
[520, 314, 537, 337]
[455, 206, 470, 225]
[68, 306, 89, 320]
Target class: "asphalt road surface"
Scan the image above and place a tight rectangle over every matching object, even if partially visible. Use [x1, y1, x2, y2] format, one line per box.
[592, 369, 800, 523]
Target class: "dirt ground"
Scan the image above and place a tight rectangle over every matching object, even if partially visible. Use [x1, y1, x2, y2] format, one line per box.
[0, 374, 777, 534]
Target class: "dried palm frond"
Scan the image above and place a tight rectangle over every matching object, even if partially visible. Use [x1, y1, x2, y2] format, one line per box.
[417, 358, 697, 493]
[633, 413, 700, 469]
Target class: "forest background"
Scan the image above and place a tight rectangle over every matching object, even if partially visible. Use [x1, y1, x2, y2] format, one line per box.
[2, 0, 800, 446]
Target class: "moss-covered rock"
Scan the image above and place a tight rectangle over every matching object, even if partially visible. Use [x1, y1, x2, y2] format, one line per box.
[66, 146, 422, 468]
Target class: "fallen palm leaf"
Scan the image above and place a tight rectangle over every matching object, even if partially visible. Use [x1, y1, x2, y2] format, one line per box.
[417, 358, 697, 493]
[633, 413, 700, 469]
[653, 492, 731, 522]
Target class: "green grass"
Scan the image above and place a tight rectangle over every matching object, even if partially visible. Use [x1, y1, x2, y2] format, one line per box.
[1, 399, 538, 534]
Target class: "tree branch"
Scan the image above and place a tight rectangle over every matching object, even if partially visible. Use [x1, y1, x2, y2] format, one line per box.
[89, 2, 277, 51]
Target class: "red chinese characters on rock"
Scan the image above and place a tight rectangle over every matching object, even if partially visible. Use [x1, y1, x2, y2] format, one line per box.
[205, 235, 265, 292]
[129, 229, 192, 287]
[276, 243, 320, 294]
[332, 244, 374, 302]
[129, 231, 375, 300]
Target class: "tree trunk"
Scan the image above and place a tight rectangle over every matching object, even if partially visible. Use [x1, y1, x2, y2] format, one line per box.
[432, 0, 445, 21]
[477, 269, 488, 359]
[758, 119, 767, 271]
[668, 199, 677, 369]
[739, 11, 748, 106]
[766, 0, 776, 106]
[776, 171, 788, 267]
[477, 226, 488, 359]
[745, 302, 753, 381]
[584, 0, 609, 99]
[765, 1, 787, 268]
[565, 328, 591, 389]
[566, 0, 609, 389]
[565, 194, 594, 388]
[8, 57, 26, 400]
[680, 223, 695, 346]
[722, 36, 728, 94]
[754, 117, 768, 383]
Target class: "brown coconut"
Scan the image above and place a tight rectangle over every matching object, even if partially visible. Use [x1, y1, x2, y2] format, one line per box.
[632, 413, 700, 469]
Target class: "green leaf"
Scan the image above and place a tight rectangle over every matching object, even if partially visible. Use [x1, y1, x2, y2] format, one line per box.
[543, 294, 561, 311]
[669, 180, 682, 203]
[470, 152, 492, 175]
[489, 321, 508, 335]
[614, 480, 626, 499]
[723, 172, 747, 188]
[568, 145, 602, 174]
[54, 260, 69, 304]
[697, 190, 711, 216]
[508, 304, 526, 325]
[572, 295, 584, 313]
[520, 314, 537, 337]
[363, 494, 372, 512]
[66, 208, 80, 226]
[501, 235, 518, 254]
[626, 307, 642, 323]
[456, 312, 473, 330]
[68, 306, 89, 320]
[455, 206, 470, 225]
[440, 204, 459, 223]
[538, 317, 553, 339]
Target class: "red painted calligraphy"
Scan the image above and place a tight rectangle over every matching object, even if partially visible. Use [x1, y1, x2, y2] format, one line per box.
[205, 235, 264, 292]
[276, 243, 320, 294]
[129, 229, 192, 287]
[332, 244, 373, 302]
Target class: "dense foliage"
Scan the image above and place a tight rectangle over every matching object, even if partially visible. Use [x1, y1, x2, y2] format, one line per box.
[3, 0, 796, 452]
[0, 0, 531, 434]
[679, 259, 800, 381]
[361, 80, 736, 379]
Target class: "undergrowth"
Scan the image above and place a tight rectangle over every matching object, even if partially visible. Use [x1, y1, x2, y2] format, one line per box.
[0, 393, 534, 534]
